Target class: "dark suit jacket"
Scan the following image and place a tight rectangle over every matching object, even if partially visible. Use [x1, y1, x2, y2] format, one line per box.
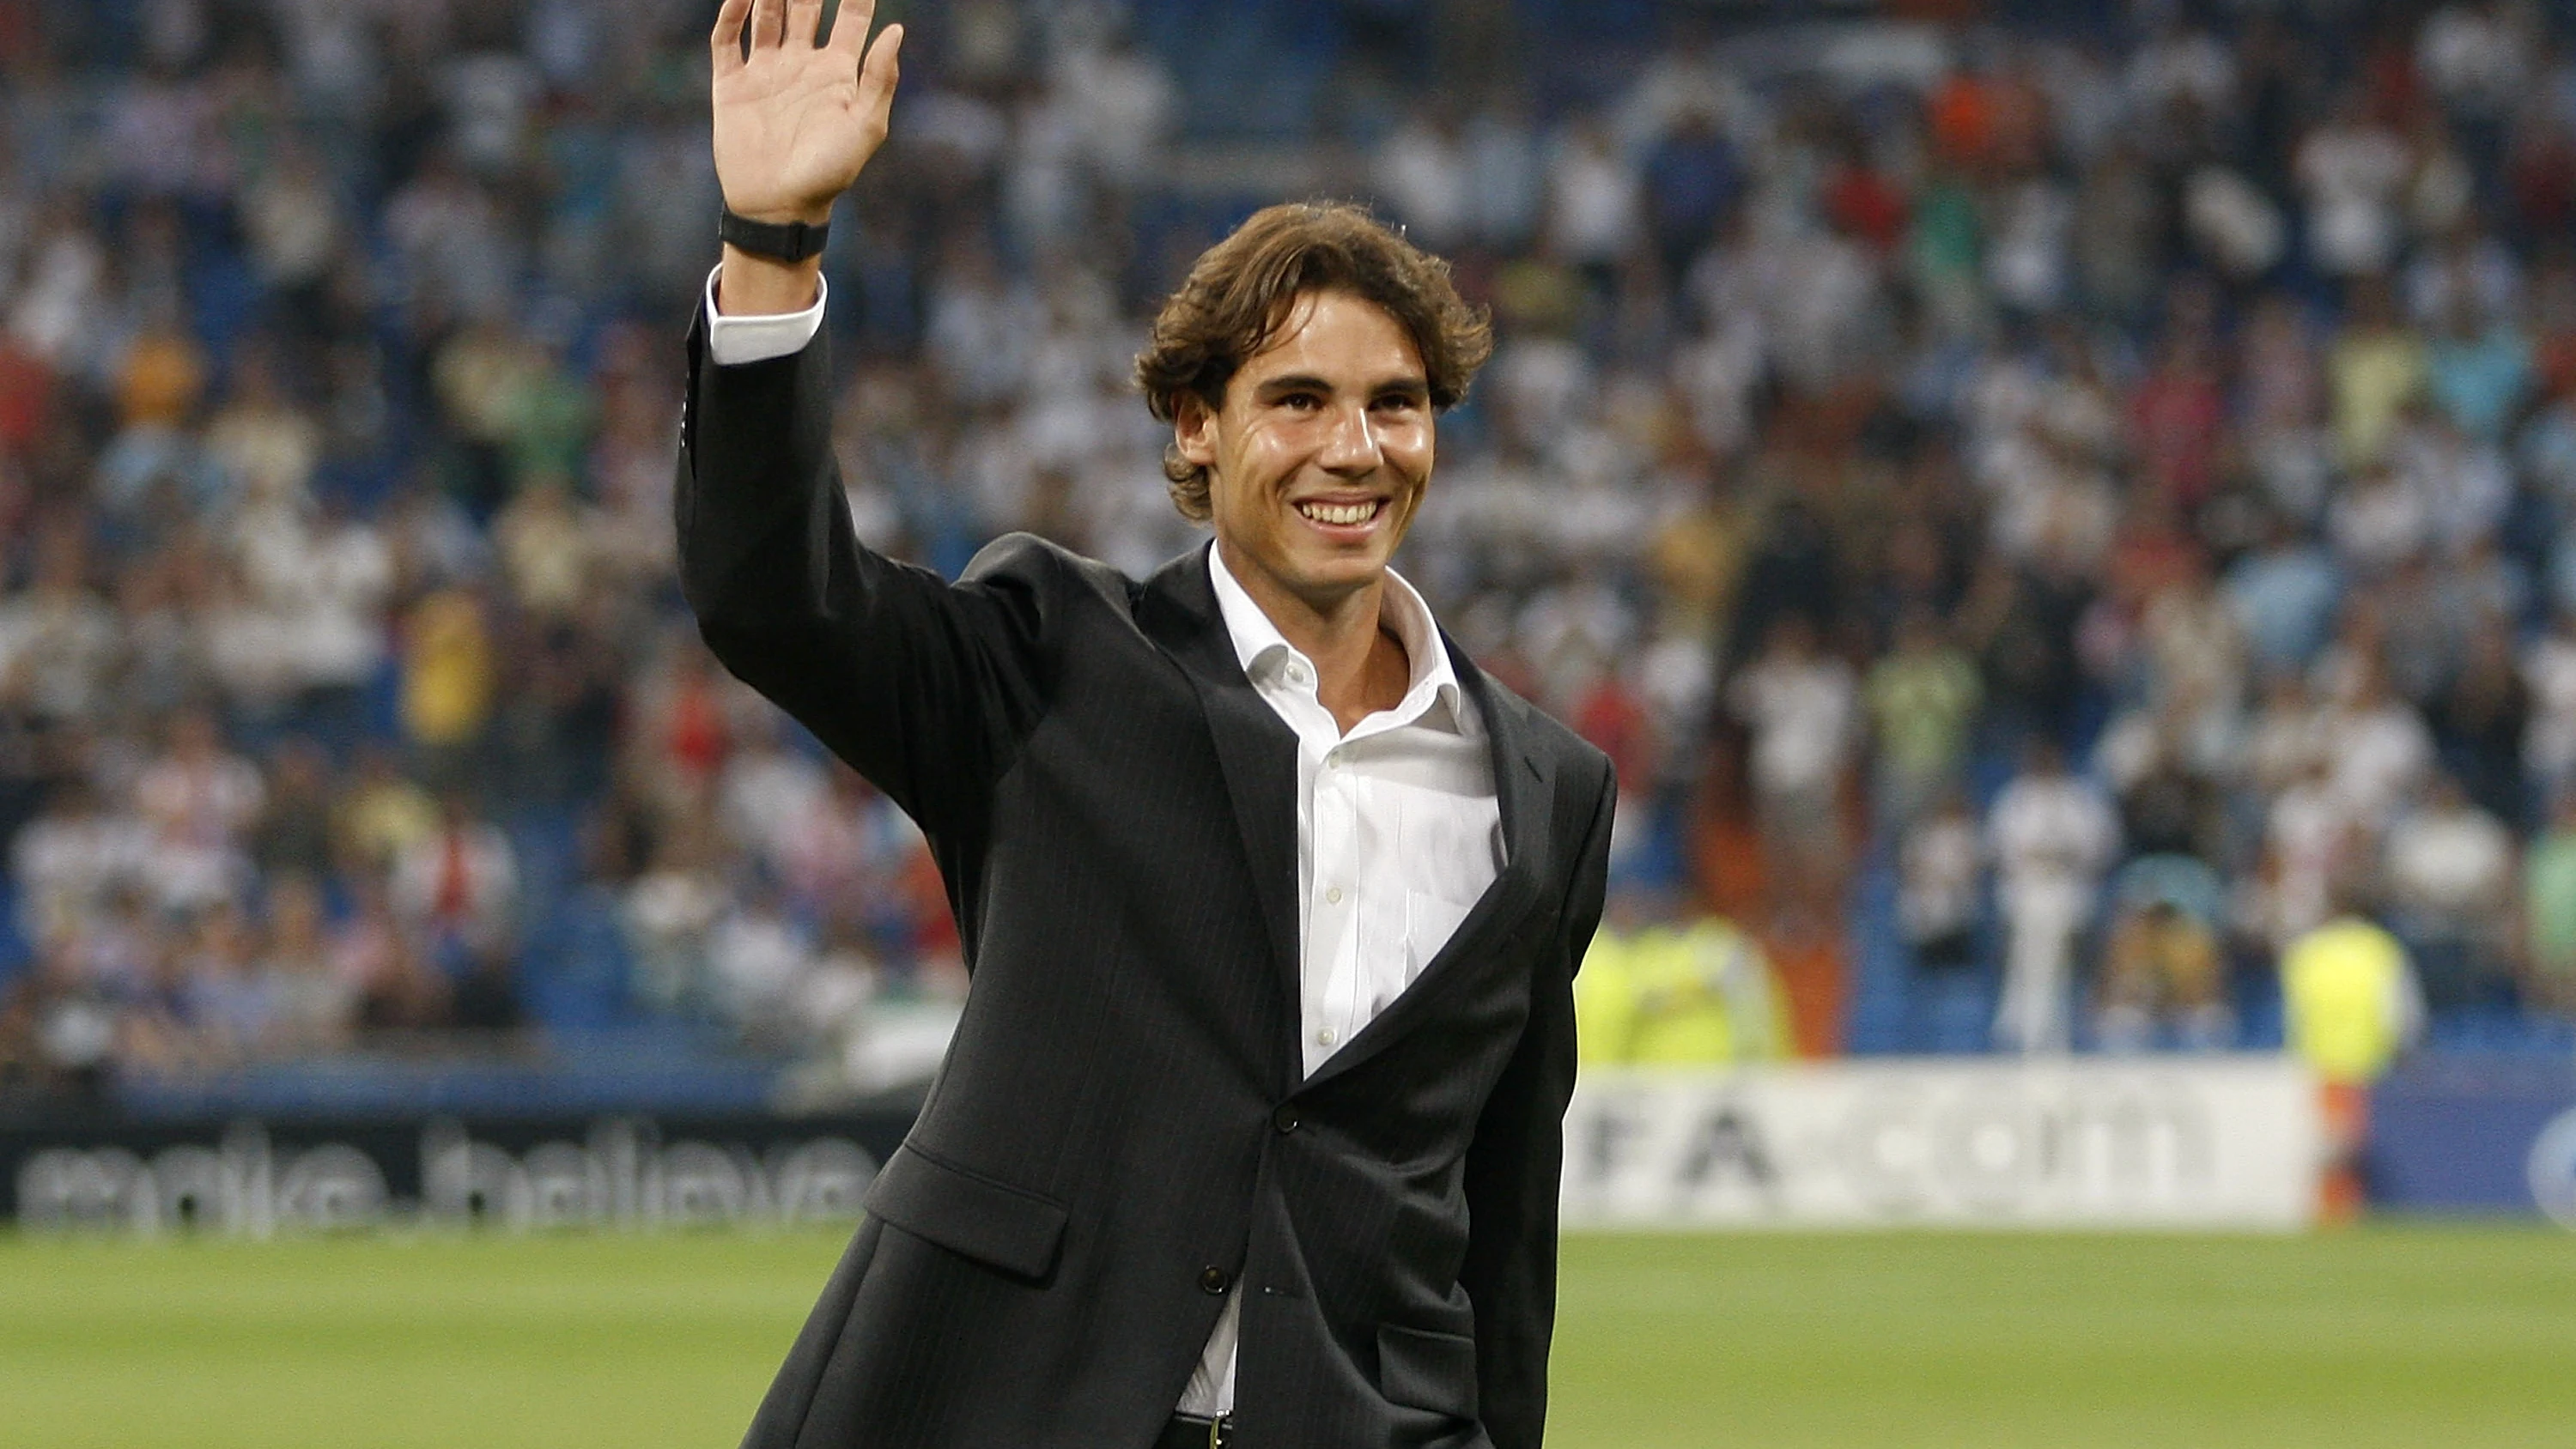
[676, 315, 1614, 1449]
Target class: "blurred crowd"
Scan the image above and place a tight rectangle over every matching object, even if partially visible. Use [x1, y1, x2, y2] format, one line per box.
[4, 0, 2576, 1100]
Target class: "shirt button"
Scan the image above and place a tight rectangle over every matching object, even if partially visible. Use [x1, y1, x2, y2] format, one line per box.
[1200, 1265, 1230, 1294]
[1326, 754, 1343, 770]
[1273, 1106, 1301, 1134]
[1285, 663, 1309, 686]
[1315, 1028, 1337, 1046]
[1325, 887, 1343, 904]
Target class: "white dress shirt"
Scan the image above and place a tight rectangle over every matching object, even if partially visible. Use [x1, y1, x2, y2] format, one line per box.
[704, 275, 1505, 1419]
[1180, 546, 1503, 1416]
[702, 264, 829, 366]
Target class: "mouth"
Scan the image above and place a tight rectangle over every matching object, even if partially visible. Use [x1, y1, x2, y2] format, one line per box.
[1293, 497, 1389, 530]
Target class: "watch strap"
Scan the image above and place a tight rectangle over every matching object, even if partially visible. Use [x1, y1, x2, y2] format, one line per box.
[719, 207, 829, 262]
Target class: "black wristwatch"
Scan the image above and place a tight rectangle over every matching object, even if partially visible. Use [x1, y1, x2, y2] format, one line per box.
[719, 206, 830, 262]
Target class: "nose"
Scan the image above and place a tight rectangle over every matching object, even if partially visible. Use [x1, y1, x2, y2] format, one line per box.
[1315, 400, 1381, 476]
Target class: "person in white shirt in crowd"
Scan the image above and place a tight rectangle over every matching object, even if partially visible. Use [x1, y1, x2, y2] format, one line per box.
[0, 527, 119, 729]
[2259, 749, 2365, 951]
[1542, 117, 1643, 285]
[2320, 652, 2435, 837]
[132, 706, 264, 912]
[1899, 788, 1984, 976]
[2380, 772, 2518, 1009]
[9, 778, 149, 947]
[2296, 89, 2413, 279]
[389, 788, 519, 955]
[1986, 736, 2120, 1054]
[1728, 614, 1856, 913]
[705, 872, 816, 1042]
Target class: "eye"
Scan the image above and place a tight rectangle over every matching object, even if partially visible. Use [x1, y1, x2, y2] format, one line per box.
[1280, 392, 1323, 412]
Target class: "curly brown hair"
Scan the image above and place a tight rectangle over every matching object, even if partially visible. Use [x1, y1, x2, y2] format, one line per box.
[1133, 201, 1494, 522]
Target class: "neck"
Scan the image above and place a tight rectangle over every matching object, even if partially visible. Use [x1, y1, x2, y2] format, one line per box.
[1216, 539, 1412, 732]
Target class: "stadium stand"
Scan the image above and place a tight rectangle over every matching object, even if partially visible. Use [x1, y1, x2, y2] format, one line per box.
[2, 0, 2574, 1115]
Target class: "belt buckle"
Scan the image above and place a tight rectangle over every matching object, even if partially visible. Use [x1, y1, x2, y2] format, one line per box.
[1206, 1415, 1231, 1449]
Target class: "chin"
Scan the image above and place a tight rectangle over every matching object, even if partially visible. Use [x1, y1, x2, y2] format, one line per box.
[1289, 550, 1393, 593]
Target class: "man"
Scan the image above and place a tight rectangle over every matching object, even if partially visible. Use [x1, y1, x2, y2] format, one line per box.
[1985, 737, 2118, 1055]
[683, 3, 1616, 1447]
[2280, 903, 2423, 1224]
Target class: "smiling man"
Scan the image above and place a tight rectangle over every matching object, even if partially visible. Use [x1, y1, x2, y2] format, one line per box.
[680, 3, 1614, 1448]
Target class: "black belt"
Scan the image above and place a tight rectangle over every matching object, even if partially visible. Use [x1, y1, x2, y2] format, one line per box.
[1157, 1414, 1232, 1449]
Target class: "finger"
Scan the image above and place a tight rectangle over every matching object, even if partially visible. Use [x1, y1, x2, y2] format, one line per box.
[709, 0, 752, 70]
[857, 22, 903, 122]
[787, 0, 823, 47]
[825, 0, 878, 58]
[748, 0, 785, 51]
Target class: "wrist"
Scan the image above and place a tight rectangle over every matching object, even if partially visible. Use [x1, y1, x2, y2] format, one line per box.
[722, 196, 835, 228]
[715, 246, 824, 317]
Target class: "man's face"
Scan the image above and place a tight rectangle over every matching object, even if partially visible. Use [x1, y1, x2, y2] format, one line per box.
[1176, 289, 1433, 615]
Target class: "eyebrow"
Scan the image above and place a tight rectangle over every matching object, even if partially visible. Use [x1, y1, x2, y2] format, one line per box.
[1253, 373, 1430, 400]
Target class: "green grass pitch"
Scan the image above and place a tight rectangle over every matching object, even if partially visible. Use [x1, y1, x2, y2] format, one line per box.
[4, 1226, 2572, 1447]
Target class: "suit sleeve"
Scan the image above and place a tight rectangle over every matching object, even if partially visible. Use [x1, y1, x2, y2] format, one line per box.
[675, 314, 1048, 856]
[1458, 759, 1615, 1449]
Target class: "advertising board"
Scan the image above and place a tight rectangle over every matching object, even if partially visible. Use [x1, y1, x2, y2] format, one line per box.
[1562, 1058, 2322, 1230]
[2370, 1057, 2576, 1224]
[4, 1111, 915, 1236]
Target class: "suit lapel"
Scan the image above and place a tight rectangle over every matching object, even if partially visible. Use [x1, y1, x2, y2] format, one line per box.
[1139, 545, 1561, 1094]
[1298, 641, 1555, 1094]
[1137, 546, 1308, 1087]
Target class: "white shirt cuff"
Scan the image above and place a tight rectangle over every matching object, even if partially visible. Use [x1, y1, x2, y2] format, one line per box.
[702, 264, 827, 366]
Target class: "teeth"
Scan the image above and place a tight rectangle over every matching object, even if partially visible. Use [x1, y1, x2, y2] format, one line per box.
[1297, 500, 1379, 526]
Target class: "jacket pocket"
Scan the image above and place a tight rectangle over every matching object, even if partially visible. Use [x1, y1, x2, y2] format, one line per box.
[863, 1142, 1069, 1281]
[1376, 1323, 1480, 1418]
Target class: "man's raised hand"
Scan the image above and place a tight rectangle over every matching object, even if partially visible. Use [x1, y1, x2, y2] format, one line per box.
[711, 0, 903, 226]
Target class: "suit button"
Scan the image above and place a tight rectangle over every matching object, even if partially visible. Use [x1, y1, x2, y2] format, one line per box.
[1200, 1266, 1230, 1294]
[1273, 1106, 1300, 1134]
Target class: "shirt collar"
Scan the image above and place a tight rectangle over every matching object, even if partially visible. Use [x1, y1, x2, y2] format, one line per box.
[1205, 543, 1467, 731]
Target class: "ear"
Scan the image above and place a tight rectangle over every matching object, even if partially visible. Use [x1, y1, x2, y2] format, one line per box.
[1173, 393, 1218, 470]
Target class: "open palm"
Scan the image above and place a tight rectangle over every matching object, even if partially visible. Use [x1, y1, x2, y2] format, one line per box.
[711, 0, 904, 224]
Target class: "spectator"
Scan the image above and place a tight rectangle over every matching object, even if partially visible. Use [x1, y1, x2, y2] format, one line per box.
[2321, 654, 2435, 833]
[1577, 886, 1787, 1066]
[1372, 106, 1472, 253]
[0, 936, 119, 1099]
[258, 870, 351, 1055]
[1897, 790, 1982, 976]
[1727, 615, 1856, 912]
[1543, 118, 1643, 284]
[1864, 609, 1981, 827]
[397, 585, 495, 789]
[2297, 90, 2412, 278]
[389, 790, 518, 955]
[0, 527, 118, 726]
[2232, 530, 2342, 691]
[707, 876, 814, 1041]
[179, 903, 276, 1064]
[2523, 791, 2576, 1018]
[2327, 277, 2427, 469]
[2380, 773, 2518, 1009]
[2096, 893, 2228, 1052]
[624, 816, 726, 1014]
[333, 745, 437, 878]
[249, 737, 337, 879]
[2432, 615, 2529, 824]
[2281, 904, 2424, 1223]
[1987, 737, 2119, 1054]
[11, 779, 148, 948]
